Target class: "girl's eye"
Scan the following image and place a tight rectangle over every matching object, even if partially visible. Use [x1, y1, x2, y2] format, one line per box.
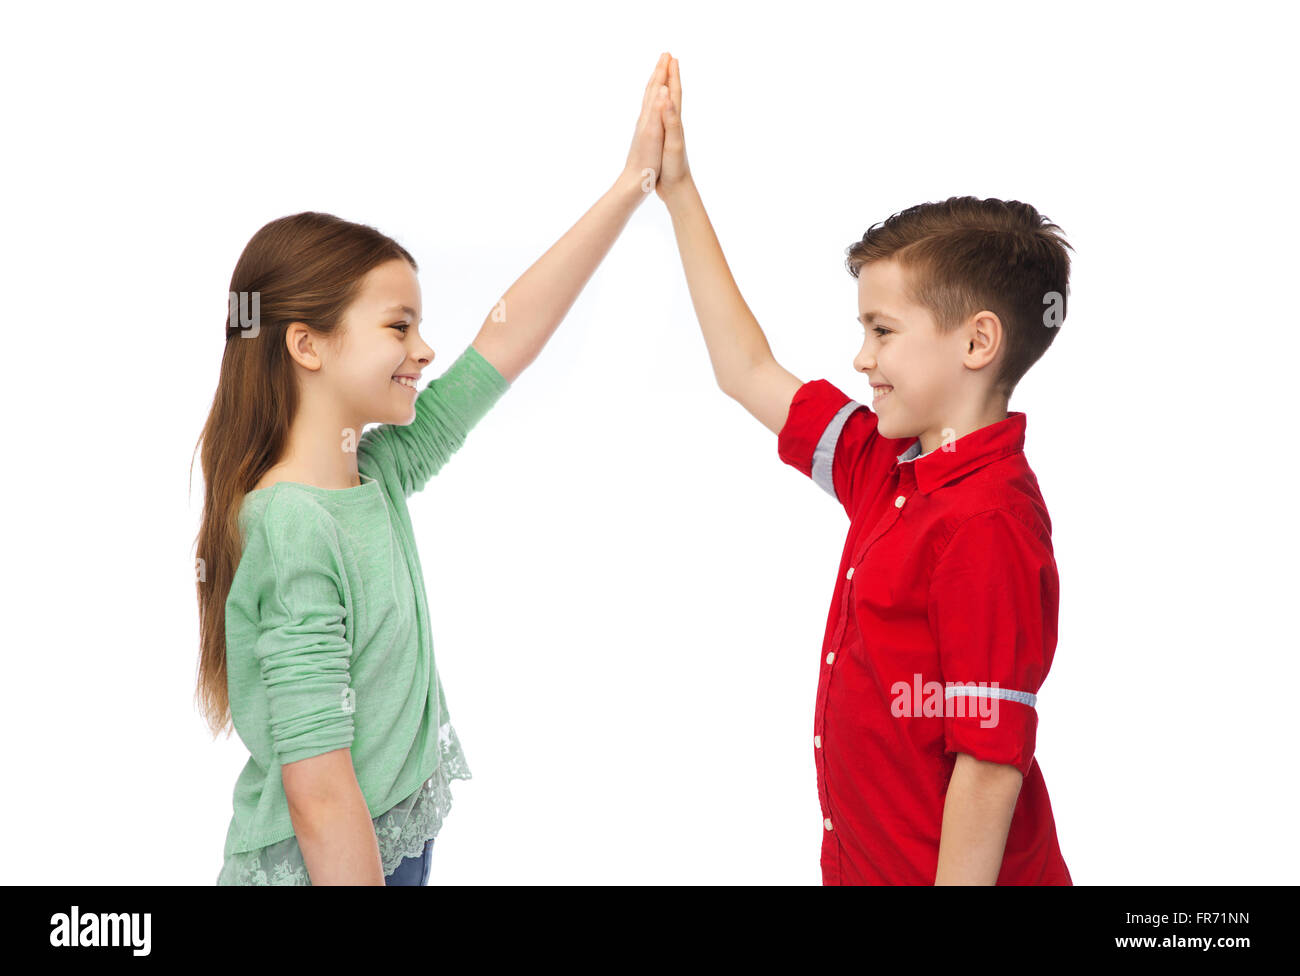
[391, 323, 410, 333]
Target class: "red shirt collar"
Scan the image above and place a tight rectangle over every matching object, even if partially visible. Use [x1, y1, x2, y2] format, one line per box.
[894, 411, 1027, 495]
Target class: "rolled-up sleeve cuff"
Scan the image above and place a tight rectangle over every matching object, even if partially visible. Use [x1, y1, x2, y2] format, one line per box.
[777, 380, 853, 483]
[942, 690, 1038, 778]
[271, 690, 356, 767]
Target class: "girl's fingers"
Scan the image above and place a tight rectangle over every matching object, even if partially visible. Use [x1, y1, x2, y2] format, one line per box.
[639, 53, 670, 124]
[640, 87, 667, 144]
[669, 57, 681, 116]
[661, 93, 680, 138]
[641, 53, 668, 112]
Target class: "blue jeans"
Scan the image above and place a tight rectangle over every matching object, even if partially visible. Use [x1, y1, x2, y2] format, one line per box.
[384, 837, 434, 886]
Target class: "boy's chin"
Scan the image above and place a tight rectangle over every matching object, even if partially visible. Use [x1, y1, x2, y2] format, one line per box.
[874, 414, 915, 442]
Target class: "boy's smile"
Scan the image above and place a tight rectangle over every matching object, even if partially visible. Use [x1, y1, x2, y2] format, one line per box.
[854, 258, 1008, 454]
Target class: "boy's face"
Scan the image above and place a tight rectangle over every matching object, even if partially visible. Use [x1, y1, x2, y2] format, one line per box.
[853, 258, 983, 445]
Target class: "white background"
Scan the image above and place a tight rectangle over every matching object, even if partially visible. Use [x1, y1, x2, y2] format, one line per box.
[1, 0, 1296, 885]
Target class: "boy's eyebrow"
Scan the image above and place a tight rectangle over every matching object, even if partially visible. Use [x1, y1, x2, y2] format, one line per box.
[858, 311, 901, 325]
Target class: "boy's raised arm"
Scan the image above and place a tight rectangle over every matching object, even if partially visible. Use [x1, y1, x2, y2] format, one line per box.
[656, 57, 803, 436]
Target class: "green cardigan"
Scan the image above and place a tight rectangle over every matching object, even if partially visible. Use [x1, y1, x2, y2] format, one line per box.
[220, 344, 510, 864]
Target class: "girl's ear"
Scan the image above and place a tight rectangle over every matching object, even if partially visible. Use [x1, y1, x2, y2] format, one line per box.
[285, 321, 327, 373]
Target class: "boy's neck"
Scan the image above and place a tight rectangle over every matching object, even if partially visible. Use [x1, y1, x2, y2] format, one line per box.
[917, 399, 1011, 455]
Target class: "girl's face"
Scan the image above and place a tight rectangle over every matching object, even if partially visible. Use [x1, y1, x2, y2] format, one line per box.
[330, 258, 433, 427]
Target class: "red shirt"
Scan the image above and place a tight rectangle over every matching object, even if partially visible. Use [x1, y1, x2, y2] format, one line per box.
[777, 379, 1071, 885]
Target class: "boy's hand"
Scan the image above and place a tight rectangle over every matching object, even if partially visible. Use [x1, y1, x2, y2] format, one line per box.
[647, 52, 803, 435]
[623, 53, 672, 196]
[656, 56, 689, 203]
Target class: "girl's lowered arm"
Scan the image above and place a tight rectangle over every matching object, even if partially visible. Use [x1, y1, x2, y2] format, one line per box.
[284, 748, 387, 885]
[471, 54, 672, 385]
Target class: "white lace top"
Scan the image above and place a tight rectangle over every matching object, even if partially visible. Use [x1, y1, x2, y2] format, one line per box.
[216, 721, 470, 885]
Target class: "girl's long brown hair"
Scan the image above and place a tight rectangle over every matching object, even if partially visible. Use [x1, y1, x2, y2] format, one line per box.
[191, 212, 416, 738]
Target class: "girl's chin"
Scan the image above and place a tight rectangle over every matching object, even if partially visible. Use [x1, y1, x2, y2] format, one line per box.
[385, 380, 418, 411]
[373, 401, 417, 425]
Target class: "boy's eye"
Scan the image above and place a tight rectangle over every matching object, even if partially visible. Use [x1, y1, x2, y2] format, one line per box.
[873, 327, 890, 336]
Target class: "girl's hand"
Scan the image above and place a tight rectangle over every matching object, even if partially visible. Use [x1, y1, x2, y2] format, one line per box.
[623, 52, 672, 196]
[656, 56, 689, 203]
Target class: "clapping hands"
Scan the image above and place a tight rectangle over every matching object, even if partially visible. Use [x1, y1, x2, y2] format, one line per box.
[623, 52, 690, 203]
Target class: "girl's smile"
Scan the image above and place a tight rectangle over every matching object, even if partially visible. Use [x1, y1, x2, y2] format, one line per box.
[392, 373, 420, 393]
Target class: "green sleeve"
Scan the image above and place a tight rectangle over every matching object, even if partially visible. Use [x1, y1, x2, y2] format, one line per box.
[253, 492, 356, 767]
[358, 344, 511, 498]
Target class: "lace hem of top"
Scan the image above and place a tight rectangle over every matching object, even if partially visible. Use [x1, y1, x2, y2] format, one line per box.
[216, 722, 471, 885]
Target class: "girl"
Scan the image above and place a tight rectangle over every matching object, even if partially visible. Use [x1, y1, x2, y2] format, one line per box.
[194, 53, 675, 885]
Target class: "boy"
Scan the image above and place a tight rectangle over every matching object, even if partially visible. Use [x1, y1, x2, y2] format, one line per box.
[651, 57, 1072, 885]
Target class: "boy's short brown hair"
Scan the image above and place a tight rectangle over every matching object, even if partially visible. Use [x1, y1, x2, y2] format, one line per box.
[846, 196, 1073, 399]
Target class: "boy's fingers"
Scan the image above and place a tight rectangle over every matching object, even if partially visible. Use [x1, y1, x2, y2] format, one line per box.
[669, 57, 682, 115]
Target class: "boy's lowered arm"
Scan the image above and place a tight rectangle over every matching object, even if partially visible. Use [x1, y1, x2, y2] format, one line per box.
[657, 57, 803, 437]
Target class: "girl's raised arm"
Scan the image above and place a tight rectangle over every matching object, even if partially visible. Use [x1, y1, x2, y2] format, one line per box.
[469, 53, 673, 384]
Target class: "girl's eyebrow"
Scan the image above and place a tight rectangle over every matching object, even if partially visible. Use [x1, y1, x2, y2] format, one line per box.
[385, 304, 422, 322]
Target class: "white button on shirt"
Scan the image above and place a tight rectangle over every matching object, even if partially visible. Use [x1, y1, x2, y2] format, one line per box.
[846, 566, 854, 580]
[895, 495, 906, 508]
[824, 818, 834, 831]
[814, 735, 822, 748]
[826, 652, 835, 665]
